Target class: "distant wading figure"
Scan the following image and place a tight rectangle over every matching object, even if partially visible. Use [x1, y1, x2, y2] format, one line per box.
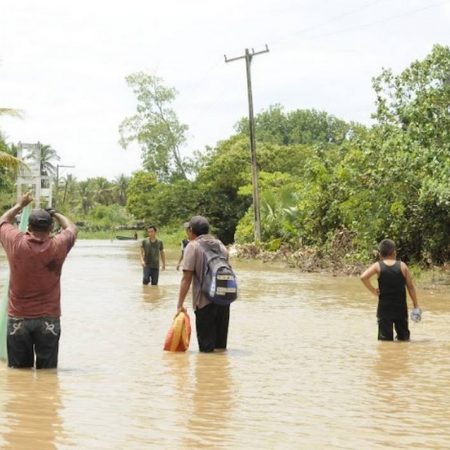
[176, 222, 190, 271]
[140, 225, 166, 285]
[360, 239, 421, 341]
[177, 216, 231, 352]
[0, 193, 78, 368]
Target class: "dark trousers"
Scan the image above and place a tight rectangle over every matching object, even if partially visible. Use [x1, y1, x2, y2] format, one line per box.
[7, 317, 61, 369]
[195, 303, 230, 352]
[143, 266, 159, 285]
[377, 317, 410, 341]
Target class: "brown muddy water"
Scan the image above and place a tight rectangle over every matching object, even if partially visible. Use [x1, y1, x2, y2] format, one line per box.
[0, 240, 450, 449]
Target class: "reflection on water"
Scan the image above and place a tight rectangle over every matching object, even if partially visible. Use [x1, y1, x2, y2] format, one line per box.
[0, 240, 450, 448]
[0, 370, 65, 449]
[185, 353, 233, 448]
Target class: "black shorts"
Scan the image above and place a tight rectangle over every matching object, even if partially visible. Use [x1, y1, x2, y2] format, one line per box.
[195, 303, 230, 352]
[377, 317, 410, 341]
[7, 317, 61, 369]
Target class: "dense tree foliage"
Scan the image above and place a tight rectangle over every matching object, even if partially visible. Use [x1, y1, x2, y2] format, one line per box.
[227, 46, 449, 262]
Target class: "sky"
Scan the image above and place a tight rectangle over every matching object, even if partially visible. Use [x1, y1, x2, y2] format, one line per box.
[1, 0, 449, 181]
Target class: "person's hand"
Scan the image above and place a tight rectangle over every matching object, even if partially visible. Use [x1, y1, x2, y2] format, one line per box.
[19, 192, 33, 208]
[176, 306, 186, 317]
[410, 308, 422, 323]
[45, 207, 57, 217]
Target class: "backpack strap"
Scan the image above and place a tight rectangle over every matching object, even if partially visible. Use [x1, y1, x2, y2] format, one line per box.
[194, 238, 223, 285]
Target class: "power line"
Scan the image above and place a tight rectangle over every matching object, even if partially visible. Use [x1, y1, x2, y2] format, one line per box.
[273, 0, 449, 46]
[287, 0, 390, 37]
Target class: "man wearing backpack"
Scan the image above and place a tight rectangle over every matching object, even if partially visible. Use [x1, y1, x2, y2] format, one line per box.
[176, 216, 235, 352]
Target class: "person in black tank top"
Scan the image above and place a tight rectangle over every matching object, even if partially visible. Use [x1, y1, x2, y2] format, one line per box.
[360, 239, 421, 341]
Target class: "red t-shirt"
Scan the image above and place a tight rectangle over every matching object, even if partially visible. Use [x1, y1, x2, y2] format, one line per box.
[0, 219, 76, 318]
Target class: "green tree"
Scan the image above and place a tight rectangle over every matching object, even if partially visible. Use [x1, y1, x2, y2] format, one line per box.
[236, 105, 351, 145]
[0, 109, 22, 171]
[58, 173, 78, 211]
[369, 44, 450, 262]
[0, 135, 19, 209]
[113, 174, 130, 206]
[90, 177, 114, 205]
[0, 151, 20, 170]
[125, 171, 158, 221]
[32, 144, 60, 177]
[78, 181, 95, 216]
[144, 179, 199, 227]
[25, 143, 60, 189]
[119, 72, 189, 181]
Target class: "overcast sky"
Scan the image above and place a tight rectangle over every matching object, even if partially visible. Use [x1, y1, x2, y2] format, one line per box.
[1, 0, 449, 180]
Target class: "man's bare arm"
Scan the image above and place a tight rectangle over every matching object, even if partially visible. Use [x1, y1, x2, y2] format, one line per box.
[53, 212, 78, 238]
[401, 263, 419, 308]
[177, 270, 193, 314]
[0, 192, 33, 224]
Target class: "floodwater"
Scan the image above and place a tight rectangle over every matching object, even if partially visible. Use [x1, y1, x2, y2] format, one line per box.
[0, 240, 450, 449]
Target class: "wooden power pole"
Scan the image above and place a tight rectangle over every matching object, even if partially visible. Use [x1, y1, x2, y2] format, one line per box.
[225, 45, 269, 242]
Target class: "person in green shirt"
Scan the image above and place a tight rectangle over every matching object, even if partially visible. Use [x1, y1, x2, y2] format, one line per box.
[140, 225, 166, 285]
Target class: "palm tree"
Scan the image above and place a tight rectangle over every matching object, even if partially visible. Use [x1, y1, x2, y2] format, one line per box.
[0, 108, 22, 118]
[0, 109, 22, 170]
[0, 150, 21, 170]
[91, 177, 113, 205]
[61, 173, 77, 207]
[78, 181, 95, 215]
[25, 143, 60, 188]
[31, 144, 60, 177]
[113, 174, 130, 206]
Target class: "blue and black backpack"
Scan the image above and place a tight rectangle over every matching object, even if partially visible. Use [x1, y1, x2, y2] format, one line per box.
[197, 239, 237, 306]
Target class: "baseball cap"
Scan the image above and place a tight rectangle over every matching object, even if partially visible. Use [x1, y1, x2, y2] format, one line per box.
[28, 209, 53, 231]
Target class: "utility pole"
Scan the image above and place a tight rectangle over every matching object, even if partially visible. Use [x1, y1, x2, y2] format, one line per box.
[225, 45, 269, 242]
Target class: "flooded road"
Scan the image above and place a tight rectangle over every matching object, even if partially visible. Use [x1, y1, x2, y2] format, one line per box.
[1, 240, 450, 449]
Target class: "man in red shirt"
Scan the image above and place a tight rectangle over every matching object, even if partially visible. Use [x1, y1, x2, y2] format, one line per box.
[0, 192, 77, 368]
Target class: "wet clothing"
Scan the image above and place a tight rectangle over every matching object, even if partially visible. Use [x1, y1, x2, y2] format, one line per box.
[0, 218, 75, 369]
[195, 303, 230, 352]
[141, 239, 163, 268]
[182, 234, 231, 352]
[7, 317, 61, 368]
[377, 317, 410, 341]
[377, 261, 407, 319]
[143, 266, 159, 286]
[0, 220, 76, 318]
[377, 260, 409, 341]
[141, 238, 163, 285]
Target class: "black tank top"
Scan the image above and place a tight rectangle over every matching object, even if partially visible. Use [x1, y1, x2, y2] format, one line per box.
[377, 260, 407, 319]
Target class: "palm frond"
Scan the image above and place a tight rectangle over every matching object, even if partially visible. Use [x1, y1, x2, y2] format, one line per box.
[0, 151, 22, 170]
[0, 108, 23, 119]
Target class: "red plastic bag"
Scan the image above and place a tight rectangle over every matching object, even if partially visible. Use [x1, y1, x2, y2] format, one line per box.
[163, 312, 191, 352]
